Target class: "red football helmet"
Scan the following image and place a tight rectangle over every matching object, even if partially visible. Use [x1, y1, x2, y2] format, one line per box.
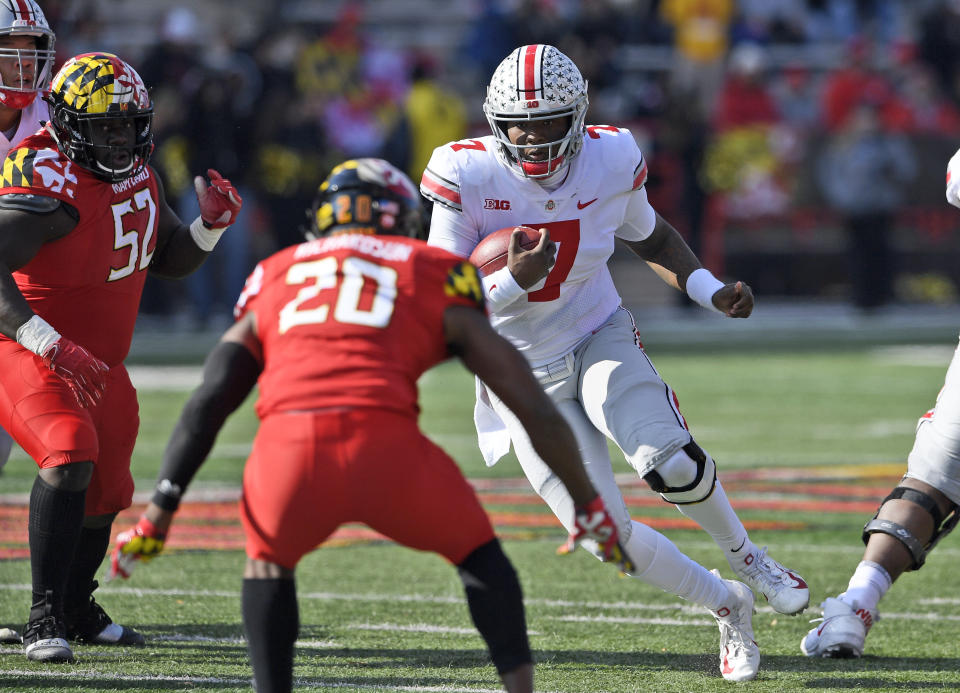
[0, 0, 55, 109]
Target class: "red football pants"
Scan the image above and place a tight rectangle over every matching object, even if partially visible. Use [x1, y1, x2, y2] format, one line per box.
[240, 408, 496, 570]
[0, 341, 137, 516]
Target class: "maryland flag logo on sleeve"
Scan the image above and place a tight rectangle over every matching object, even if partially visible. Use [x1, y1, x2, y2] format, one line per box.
[0, 147, 36, 188]
[444, 261, 484, 308]
[0, 147, 78, 198]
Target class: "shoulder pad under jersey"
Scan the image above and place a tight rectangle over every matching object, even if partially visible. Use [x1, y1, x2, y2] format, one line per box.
[421, 137, 496, 213]
[0, 193, 62, 214]
[585, 125, 648, 192]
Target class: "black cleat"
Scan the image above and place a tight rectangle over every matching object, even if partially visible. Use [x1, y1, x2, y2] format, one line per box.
[65, 596, 144, 646]
[23, 610, 73, 663]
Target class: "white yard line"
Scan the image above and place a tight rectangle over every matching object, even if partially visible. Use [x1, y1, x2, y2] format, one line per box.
[346, 623, 482, 635]
[551, 615, 713, 627]
[0, 668, 524, 692]
[1, 582, 957, 622]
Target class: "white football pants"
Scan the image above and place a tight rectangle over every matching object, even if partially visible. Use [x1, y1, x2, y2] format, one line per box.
[906, 335, 960, 505]
[486, 306, 693, 540]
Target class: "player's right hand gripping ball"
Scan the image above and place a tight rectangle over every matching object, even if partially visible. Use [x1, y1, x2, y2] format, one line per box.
[108, 516, 167, 581]
[559, 495, 635, 574]
[195, 168, 242, 229]
[40, 337, 109, 408]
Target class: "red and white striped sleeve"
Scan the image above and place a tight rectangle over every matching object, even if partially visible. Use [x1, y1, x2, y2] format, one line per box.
[420, 146, 462, 213]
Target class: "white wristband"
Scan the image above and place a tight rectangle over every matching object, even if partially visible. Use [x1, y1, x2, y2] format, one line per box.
[481, 266, 526, 312]
[686, 268, 725, 313]
[16, 314, 61, 355]
[189, 217, 227, 252]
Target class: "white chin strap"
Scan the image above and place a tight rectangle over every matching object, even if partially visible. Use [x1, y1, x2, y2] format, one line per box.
[95, 157, 134, 177]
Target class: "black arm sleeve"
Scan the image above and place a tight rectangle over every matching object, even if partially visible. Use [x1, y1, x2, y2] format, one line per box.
[151, 341, 261, 511]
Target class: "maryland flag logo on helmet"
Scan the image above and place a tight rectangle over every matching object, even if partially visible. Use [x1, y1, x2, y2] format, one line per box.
[51, 52, 150, 114]
[45, 52, 154, 182]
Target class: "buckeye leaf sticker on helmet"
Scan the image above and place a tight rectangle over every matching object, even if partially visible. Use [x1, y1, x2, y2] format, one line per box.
[483, 44, 588, 179]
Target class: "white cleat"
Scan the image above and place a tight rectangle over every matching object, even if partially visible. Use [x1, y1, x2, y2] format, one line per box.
[801, 597, 875, 658]
[731, 546, 809, 615]
[709, 571, 760, 682]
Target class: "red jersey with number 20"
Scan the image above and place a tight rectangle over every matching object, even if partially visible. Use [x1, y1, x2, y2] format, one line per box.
[234, 234, 485, 420]
[0, 129, 160, 366]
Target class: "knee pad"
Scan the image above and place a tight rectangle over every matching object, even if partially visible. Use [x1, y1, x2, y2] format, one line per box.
[643, 441, 716, 505]
[862, 486, 960, 570]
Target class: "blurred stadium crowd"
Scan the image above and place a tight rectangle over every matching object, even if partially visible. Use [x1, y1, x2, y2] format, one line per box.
[39, 0, 960, 325]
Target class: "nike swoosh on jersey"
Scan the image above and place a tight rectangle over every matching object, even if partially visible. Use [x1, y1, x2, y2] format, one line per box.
[577, 198, 598, 209]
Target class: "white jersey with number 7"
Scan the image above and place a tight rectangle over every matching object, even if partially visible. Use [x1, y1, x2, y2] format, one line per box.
[423, 126, 656, 367]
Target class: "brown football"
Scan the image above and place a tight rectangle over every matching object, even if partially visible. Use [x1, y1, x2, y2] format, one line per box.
[468, 226, 541, 277]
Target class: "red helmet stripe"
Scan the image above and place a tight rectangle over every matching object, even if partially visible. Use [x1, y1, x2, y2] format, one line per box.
[520, 44, 541, 100]
[11, 0, 34, 20]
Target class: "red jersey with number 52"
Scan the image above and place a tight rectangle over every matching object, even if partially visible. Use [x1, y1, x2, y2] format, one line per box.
[234, 233, 485, 420]
[0, 129, 160, 366]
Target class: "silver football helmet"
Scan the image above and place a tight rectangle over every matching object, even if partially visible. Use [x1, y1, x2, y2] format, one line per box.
[482, 44, 588, 179]
[0, 0, 55, 109]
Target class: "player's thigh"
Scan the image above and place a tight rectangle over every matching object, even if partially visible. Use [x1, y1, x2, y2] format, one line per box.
[84, 366, 138, 515]
[489, 382, 630, 534]
[578, 308, 691, 477]
[0, 344, 98, 468]
[906, 348, 960, 505]
[241, 412, 350, 569]
[352, 410, 494, 565]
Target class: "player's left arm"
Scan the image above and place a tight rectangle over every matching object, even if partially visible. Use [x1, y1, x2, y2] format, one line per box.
[149, 168, 243, 279]
[109, 311, 262, 578]
[621, 212, 754, 318]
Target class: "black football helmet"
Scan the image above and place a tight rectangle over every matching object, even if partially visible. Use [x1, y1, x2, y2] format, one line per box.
[45, 52, 154, 182]
[307, 158, 425, 240]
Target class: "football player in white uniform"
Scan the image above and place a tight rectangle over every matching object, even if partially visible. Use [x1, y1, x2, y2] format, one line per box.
[424, 44, 809, 681]
[801, 150, 960, 658]
[0, 0, 55, 479]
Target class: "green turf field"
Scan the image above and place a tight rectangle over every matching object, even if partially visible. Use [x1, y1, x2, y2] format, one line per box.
[2, 342, 960, 691]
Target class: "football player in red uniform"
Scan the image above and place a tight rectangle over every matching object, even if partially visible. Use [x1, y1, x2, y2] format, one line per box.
[0, 52, 242, 663]
[0, 0, 57, 647]
[111, 158, 627, 693]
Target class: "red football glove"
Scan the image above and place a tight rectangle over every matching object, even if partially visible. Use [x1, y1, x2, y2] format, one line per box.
[40, 337, 109, 408]
[558, 495, 635, 574]
[194, 168, 242, 229]
[106, 515, 167, 581]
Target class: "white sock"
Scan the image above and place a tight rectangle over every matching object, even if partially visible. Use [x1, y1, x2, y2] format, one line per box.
[840, 560, 892, 613]
[672, 479, 754, 560]
[624, 520, 730, 611]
